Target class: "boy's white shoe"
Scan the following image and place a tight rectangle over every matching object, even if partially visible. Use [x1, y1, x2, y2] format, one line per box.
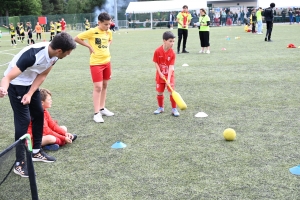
[100, 108, 114, 116]
[206, 50, 210, 54]
[93, 112, 104, 123]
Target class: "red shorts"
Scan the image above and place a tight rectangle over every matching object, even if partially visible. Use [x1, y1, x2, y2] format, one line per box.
[90, 62, 111, 82]
[55, 137, 66, 146]
[156, 82, 174, 93]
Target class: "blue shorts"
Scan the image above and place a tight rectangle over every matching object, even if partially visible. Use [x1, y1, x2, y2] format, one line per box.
[169, 21, 174, 25]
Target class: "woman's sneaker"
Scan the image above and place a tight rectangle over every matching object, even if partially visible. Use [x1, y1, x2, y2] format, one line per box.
[154, 107, 164, 114]
[43, 144, 59, 151]
[93, 112, 104, 123]
[14, 161, 29, 178]
[32, 149, 56, 162]
[100, 108, 114, 116]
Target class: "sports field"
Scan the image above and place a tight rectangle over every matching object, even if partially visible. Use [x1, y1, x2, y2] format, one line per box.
[1, 24, 300, 199]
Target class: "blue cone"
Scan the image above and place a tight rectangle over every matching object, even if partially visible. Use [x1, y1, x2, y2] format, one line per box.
[111, 141, 127, 149]
[289, 165, 300, 175]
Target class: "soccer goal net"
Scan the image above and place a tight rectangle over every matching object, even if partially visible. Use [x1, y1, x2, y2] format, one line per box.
[0, 134, 38, 200]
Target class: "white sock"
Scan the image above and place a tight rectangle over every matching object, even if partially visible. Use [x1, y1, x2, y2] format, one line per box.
[32, 149, 40, 154]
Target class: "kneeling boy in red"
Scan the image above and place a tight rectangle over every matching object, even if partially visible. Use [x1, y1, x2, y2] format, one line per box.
[153, 31, 179, 117]
[28, 88, 77, 151]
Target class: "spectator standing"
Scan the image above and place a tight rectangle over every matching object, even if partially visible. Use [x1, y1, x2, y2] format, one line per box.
[264, 2, 275, 42]
[250, 9, 257, 33]
[233, 12, 238, 24]
[221, 10, 226, 26]
[176, 5, 192, 54]
[288, 9, 294, 24]
[296, 8, 300, 24]
[240, 10, 245, 25]
[169, 12, 175, 29]
[256, 7, 263, 34]
[198, 8, 211, 54]
[281, 9, 286, 23]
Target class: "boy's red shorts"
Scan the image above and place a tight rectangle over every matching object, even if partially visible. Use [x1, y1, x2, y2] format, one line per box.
[90, 62, 111, 82]
[156, 82, 174, 93]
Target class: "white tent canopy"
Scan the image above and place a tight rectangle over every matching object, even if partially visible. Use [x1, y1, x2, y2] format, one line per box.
[258, 0, 300, 8]
[126, 0, 207, 14]
[126, 0, 206, 29]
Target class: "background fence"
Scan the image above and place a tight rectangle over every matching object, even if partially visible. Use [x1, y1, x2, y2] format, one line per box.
[0, 11, 192, 31]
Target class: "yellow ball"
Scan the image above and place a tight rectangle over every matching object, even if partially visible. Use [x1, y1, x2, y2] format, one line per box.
[223, 128, 236, 141]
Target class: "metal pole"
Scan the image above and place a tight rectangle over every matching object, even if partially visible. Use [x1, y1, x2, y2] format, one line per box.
[114, 0, 119, 30]
[151, 12, 153, 29]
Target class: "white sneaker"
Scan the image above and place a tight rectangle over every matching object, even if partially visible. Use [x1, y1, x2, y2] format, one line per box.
[199, 50, 204, 53]
[100, 108, 114, 116]
[206, 50, 210, 54]
[93, 112, 104, 123]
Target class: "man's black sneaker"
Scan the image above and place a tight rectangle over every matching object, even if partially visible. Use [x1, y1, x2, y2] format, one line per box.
[72, 134, 77, 142]
[14, 161, 29, 178]
[265, 38, 267, 41]
[32, 149, 56, 162]
[182, 50, 189, 53]
[268, 40, 273, 42]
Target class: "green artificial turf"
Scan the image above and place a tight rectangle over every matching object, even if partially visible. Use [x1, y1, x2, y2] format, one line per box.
[1, 24, 300, 199]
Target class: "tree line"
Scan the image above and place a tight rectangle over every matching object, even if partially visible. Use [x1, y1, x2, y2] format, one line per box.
[0, 0, 162, 17]
[1, 0, 108, 16]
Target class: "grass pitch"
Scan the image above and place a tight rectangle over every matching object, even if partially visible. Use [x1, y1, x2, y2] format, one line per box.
[1, 24, 300, 199]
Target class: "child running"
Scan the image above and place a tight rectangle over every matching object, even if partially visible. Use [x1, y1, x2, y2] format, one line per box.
[153, 31, 179, 117]
[75, 12, 114, 123]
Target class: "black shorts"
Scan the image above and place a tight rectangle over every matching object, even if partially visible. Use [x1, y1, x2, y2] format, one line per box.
[11, 35, 15, 39]
[17, 31, 20, 35]
[56, 31, 61, 34]
[20, 33, 25, 37]
[50, 32, 55, 36]
[28, 33, 32, 39]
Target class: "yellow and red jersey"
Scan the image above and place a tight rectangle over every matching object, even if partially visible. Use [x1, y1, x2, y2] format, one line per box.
[77, 27, 113, 65]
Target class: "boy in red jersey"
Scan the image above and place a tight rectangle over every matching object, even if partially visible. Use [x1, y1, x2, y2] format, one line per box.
[74, 12, 114, 123]
[60, 18, 66, 32]
[27, 88, 77, 151]
[153, 31, 179, 117]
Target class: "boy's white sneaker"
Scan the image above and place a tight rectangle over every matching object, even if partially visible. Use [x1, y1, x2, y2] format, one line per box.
[100, 108, 114, 116]
[93, 112, 104, 123]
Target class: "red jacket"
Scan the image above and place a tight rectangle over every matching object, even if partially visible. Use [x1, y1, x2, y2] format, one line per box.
[28, 109, 66, 141]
